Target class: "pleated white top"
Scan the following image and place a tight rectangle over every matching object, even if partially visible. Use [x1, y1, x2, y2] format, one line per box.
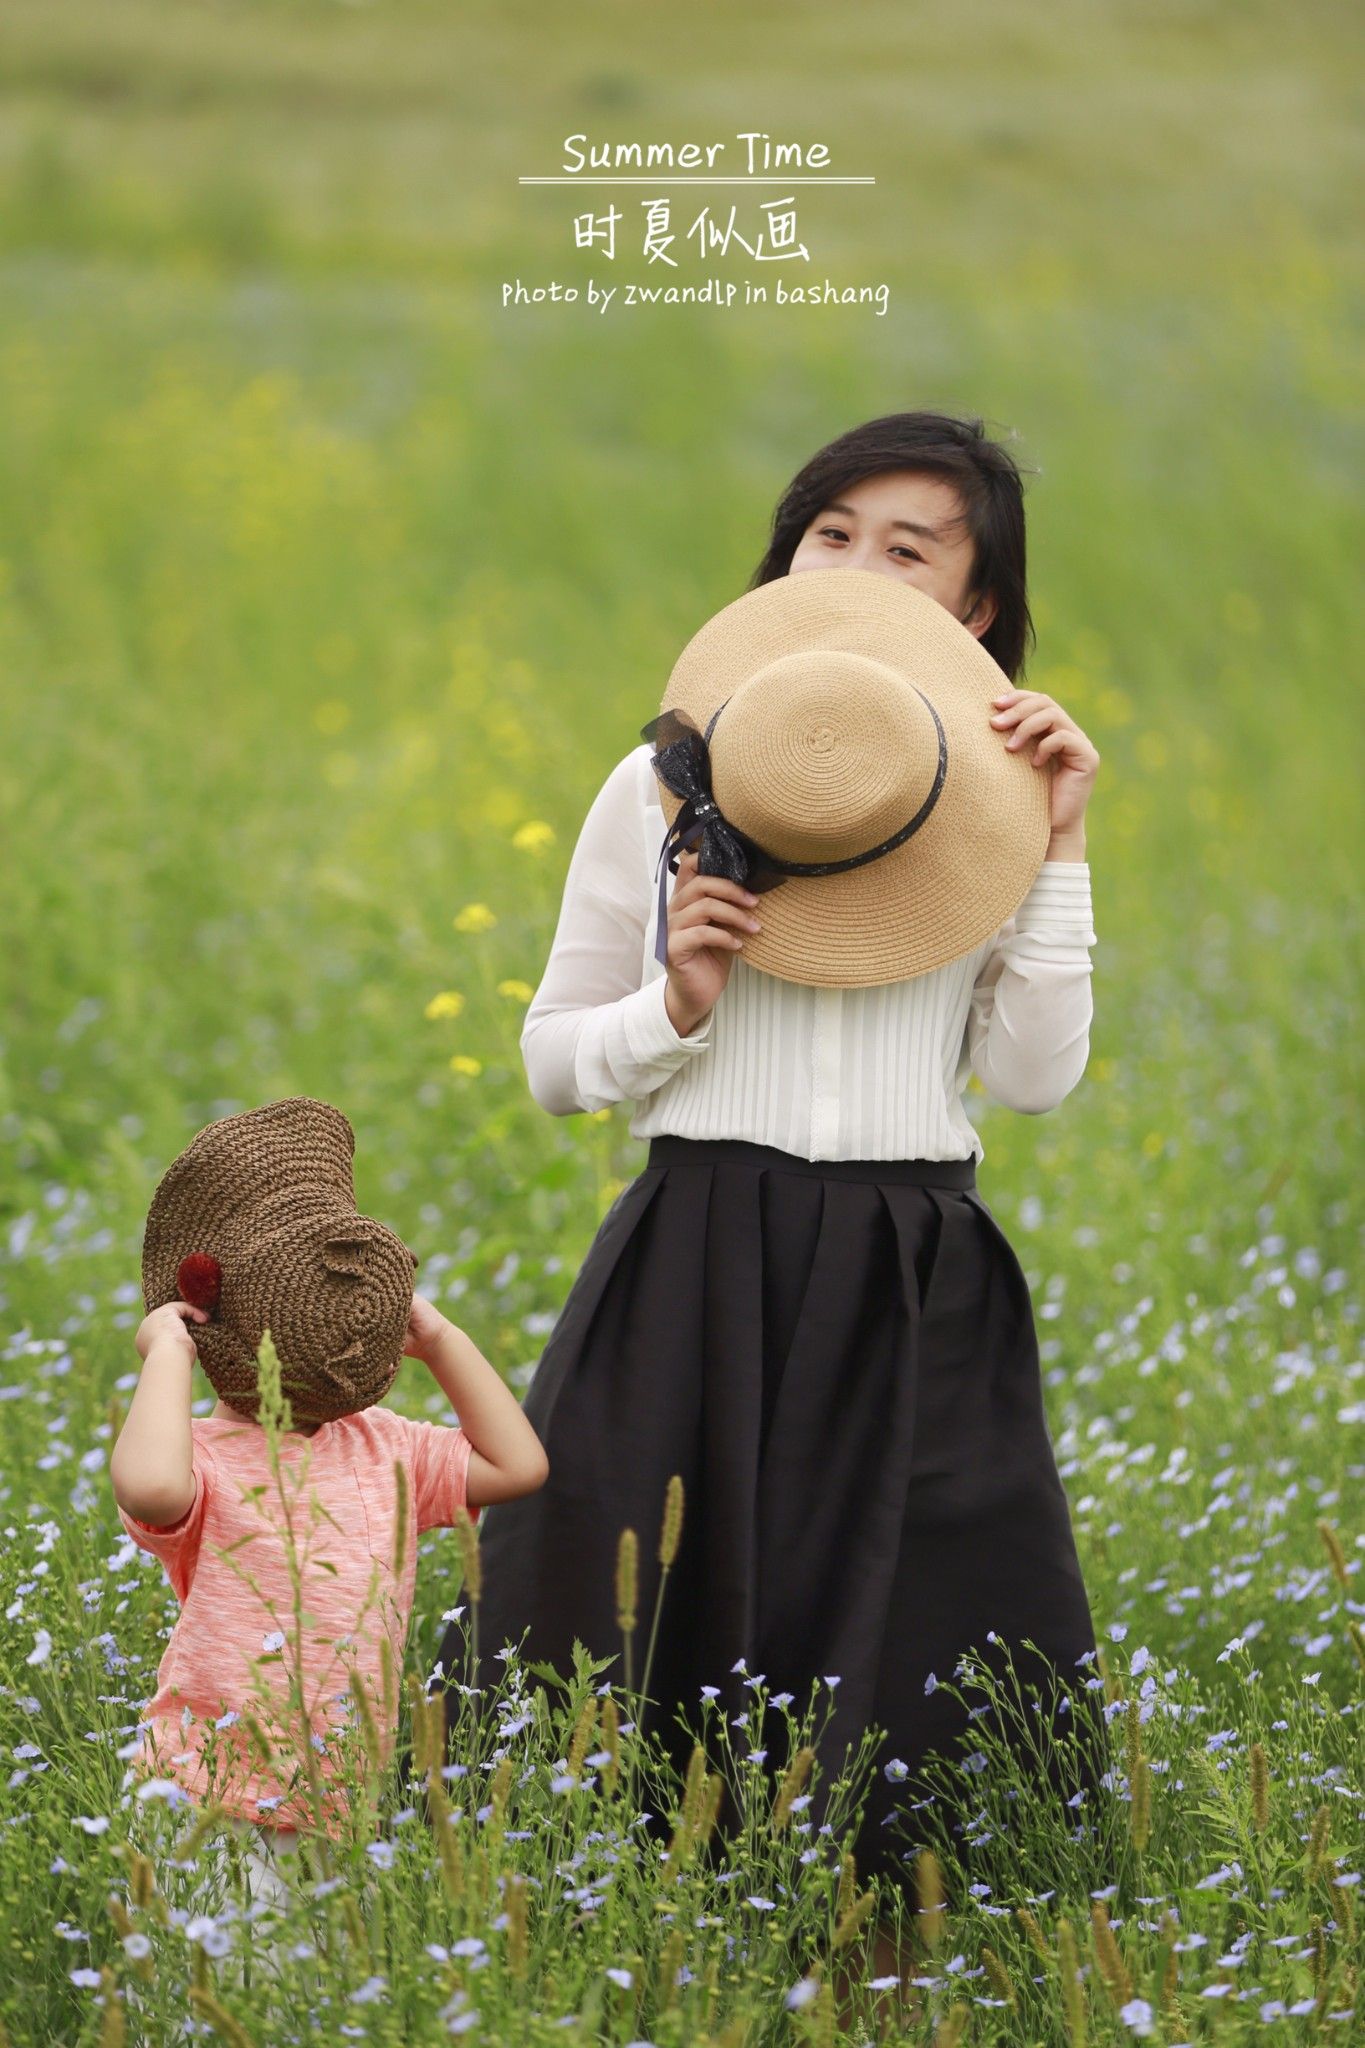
[521, 745, 1098, 1164]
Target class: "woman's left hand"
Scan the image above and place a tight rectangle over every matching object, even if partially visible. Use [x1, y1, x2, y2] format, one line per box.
[990, 687, 1100, 842]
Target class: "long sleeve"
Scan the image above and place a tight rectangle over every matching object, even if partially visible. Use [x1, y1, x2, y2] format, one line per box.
[520, 747, 714, 1116]
[964, 861, 1097, 1115]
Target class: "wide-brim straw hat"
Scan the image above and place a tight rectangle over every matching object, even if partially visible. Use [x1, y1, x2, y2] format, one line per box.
[651, 567, 1051, 988]
[142, 1097, 417, 1426]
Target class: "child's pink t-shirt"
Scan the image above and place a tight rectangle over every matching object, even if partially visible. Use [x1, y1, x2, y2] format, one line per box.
[116, 1405, 476, 1838]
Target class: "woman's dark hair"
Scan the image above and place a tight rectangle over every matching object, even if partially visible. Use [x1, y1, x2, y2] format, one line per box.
[748, 411, 1035, 680]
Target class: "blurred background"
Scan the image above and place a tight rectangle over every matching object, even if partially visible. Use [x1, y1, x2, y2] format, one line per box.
[0, 0, 1359, 1636]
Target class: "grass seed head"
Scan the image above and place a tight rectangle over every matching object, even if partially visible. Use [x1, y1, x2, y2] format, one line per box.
[1058, 1918, 1086, 2046]
[98, 1966, 126, 2048]
[681, 1742, 708, 1834]
[836, 1848, 857, 1921]
[832, 1887, 876, 1951]
[932, 2003, 969, 2047]
[566, 1696, 597, 1780]
[773, 1744, 815, 1829]
[980, 1943, 1017, 2007]
[428, 1771, 466, 1902]
[658, 1473, 684, 1568]
[1090, 1898, 1133, 2007]
[106, 1892, 136, 1938]
[391, 1456, 410, 1578]
[697, 1771, 724, 1850]
[128, 1849, 159, 1910]
[1124, 1695, 1142, 1784]
[1250, 1740, 1269, 1831]
[187, 1988, 258, 2048]
[656, 1925, 686, 2008]
[1316, 1517, 1349, 1588]
[615, 1527, 638, 1633]
[1016, 1904, 1051, 1961]
[1131, 1751, 1152, 1852]
[506, 1871, 529, 1979]
[348, 1666, 383, 1776]
[913, 1847, 946, 1947]
[454, 1504, 482, 1601]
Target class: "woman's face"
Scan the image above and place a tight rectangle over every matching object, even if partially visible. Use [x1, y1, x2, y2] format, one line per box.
[786, 469, 998, 641]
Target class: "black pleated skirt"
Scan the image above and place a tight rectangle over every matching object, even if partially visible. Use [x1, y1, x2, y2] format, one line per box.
[438, 1136, 1106, 1885]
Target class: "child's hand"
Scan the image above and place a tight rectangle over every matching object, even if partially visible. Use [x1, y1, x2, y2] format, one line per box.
[135, 1301, 208, 1365]
[402, 1293, 450, 1363]
[116, 1308, 201, 1526]
[413, 1311, 549, 1507]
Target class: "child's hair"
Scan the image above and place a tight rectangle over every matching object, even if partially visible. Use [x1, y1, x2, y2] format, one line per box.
[747, 410, 1035, 681]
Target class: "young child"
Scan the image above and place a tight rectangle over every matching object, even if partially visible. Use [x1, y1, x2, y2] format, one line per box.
[110, 1095, 547, 1907]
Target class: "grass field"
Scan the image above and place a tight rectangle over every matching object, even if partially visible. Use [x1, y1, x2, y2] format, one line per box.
[0, 2, 1361, 2041]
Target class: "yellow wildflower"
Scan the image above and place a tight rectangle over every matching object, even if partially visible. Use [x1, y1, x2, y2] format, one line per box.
[1095, 686, 1133, 726]
[497, 979, 534, 1003]
[449, 1055, 483, 1077]
[424, 991, 466, 1021]
[313, 697, 351, 735]
[453, 904, 497, 934]
[512, 820, 556, 853]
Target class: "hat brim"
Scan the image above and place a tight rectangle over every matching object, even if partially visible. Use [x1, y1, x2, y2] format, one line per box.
[655, 568, 1052, 987]
[142, 1097, 357, 1315]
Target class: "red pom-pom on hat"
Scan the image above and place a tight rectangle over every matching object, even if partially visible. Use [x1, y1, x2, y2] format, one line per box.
[176, 1252, 222, 1312]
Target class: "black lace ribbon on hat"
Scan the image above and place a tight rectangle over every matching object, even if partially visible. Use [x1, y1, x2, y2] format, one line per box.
[642, 699, 949, 966]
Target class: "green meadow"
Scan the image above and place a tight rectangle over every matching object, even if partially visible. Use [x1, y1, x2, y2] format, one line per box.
[0, 1, 1361, 2041]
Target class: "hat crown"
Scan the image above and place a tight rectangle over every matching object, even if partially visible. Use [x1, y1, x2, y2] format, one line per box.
[142, 1097, 415, 1426]
[710, 650, 942, 866]
[654, 568, 1052, 987]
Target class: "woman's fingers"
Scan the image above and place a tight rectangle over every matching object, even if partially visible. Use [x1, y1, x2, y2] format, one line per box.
[670, 924, 745, 961]
[1001, 706, 1059, 748]
[671, 854, 759, 912]
[668, 851, 760, 965]
[670, 895, 760, 936]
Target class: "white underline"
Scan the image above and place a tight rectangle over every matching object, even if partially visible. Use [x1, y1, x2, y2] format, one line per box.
[520, 176, 875, 185]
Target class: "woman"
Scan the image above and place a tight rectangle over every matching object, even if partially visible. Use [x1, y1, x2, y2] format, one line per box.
[439, 411, 1109, 1920]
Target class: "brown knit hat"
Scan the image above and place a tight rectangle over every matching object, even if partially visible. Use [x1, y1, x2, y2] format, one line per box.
[141, 1098, 417, 1426]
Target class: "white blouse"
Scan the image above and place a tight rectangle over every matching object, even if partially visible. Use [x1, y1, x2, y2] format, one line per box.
[521, 744, 1098, 1164]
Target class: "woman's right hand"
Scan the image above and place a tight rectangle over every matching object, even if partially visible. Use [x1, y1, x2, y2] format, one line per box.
[663, 848, 763, 1036]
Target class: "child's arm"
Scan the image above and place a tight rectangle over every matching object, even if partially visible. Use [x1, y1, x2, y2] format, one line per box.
[403, 1296, 548, 1508]
[109, 1301, 209, 1527]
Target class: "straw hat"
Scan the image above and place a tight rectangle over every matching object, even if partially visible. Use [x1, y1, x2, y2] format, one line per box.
[141, 1097, 418, 1426]
[645, 567, 1052, 988]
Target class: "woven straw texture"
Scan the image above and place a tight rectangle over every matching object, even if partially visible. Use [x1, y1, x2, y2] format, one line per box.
[142, 1097, 417, 1425]
[657, 568, 1052, 987]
